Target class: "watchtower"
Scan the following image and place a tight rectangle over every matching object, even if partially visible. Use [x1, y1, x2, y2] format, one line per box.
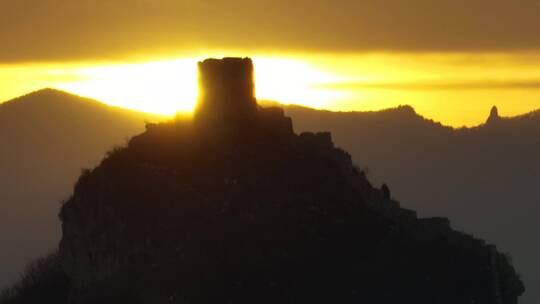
[194, 57, 257, 125]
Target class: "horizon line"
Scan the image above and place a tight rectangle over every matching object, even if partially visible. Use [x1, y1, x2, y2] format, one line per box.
[2, 87, 539, 130]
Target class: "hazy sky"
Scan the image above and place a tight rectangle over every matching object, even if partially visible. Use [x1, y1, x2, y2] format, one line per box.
[2, 0, 540, 61]
[2, 0, 540, 126]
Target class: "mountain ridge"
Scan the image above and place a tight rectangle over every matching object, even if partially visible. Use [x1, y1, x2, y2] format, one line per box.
[267, 101, 540, 131]
[1, 88, 166, 121]
[5, 88, 540, 130]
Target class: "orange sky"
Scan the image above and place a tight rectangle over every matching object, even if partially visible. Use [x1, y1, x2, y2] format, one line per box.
[3, 52, 540, 127]
[2, 0, 540, 127]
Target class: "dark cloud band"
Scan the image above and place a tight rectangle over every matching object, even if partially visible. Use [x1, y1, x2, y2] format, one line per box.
[1, 0, 540, 62]
[317, 80, 540, 91]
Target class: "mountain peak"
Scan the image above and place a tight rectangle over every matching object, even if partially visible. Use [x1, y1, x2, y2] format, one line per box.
[22, 88, 74, 99]
[486, 105, 501, 125]
[2, 88, 83, 107]
[396, 104, 417, 114]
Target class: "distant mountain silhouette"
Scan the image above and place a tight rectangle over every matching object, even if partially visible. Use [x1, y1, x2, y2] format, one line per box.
[0, 89, 161, 288]
[0, 87, 538, 303]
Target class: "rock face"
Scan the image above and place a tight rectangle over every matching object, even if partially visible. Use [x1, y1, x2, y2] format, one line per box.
[59, 58, 524, 303]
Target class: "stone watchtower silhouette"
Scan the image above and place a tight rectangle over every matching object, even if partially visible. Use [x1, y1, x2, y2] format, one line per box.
[194, 57, 293, 138]
[194, 57, 258, 126]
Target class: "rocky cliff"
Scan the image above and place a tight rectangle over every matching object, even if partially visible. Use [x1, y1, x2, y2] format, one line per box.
[57, 58, 524, 303]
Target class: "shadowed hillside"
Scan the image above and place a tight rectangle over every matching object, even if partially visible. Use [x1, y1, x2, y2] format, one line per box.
[0, 89, 162, 287]
[283, 104, 540, 304]
[0, 87, 537, 302]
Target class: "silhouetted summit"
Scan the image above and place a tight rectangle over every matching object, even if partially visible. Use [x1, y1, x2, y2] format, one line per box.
[487, 105, 501, 125]
[40, 58, 525, 303]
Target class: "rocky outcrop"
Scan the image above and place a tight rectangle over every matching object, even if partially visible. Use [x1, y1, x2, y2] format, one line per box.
[486, 105, 502, 125]
[58, 58, 524, 303]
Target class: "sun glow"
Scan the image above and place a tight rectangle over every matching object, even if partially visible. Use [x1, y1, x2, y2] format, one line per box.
[3, 53, 540, 127]
[53, 57, 344, 115]
[57, 60, 198, 114]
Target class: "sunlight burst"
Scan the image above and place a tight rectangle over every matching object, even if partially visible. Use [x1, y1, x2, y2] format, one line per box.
[55, 57, 344, 115]
[57, 60, 198, 114]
